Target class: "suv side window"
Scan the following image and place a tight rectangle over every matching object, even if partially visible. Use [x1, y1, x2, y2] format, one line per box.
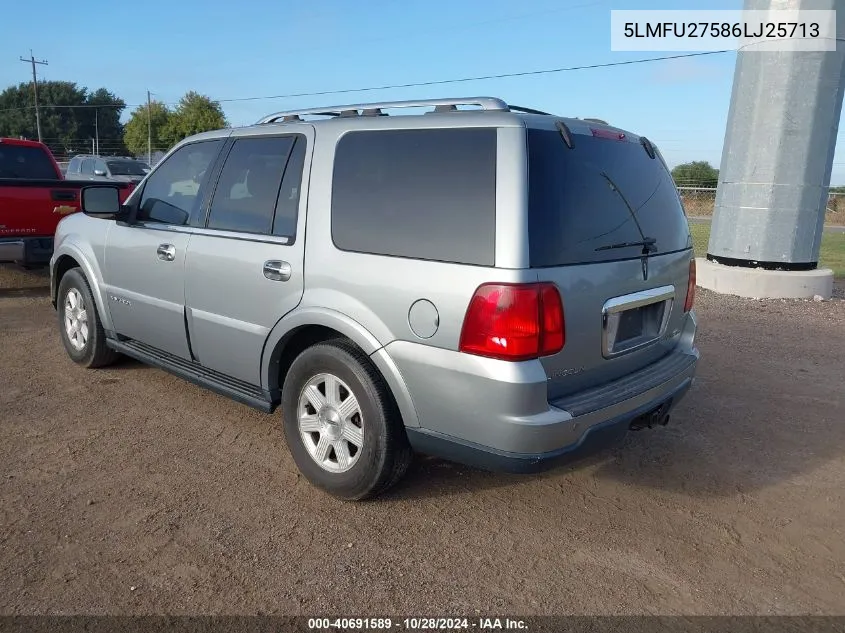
[273, 136, 306, 239]
[67, 157, 81, 174]
[138, 140, 224, 226]
[94, 159, 108, 175]
[206, 136, 296, 235]
[80, 159, 94, 175]
[331, 128, 497, 266]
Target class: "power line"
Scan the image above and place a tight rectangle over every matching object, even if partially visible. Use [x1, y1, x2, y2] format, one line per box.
[213, 50, 733, 104]
[0, 102, 130, 113]
[0, 50, 731, 115]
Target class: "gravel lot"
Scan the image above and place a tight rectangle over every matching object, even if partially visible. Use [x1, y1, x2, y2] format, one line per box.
[1, 264, 843, 616]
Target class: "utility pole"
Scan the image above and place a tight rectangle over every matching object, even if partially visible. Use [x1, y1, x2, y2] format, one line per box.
[147, 90, 152, 165]
[700, 0, 845, 300]
[19, 50, 48, 143]
[94, 107, 99, 155]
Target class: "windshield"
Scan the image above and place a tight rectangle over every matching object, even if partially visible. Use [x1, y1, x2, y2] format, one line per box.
[0, 145, 57, 179]
[107, 160, 149, 176]
[527, 127, 691, 267]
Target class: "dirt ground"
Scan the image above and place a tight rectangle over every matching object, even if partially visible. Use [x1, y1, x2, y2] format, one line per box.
[1, 264, 844, 616]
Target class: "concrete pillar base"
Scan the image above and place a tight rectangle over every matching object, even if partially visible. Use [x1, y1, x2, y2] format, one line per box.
[695, 257, 834, 299]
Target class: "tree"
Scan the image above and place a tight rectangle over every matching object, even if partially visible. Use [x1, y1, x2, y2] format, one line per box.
[123, 100, 172, 158]
[671, 161, 719, 188]
[163, 91, 228, 144]
[80, 88, 127, 155]
[0, 81, 125, 156]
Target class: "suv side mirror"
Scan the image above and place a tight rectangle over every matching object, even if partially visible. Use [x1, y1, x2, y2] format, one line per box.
[81, 185, 123, 216]
[93, 169, 107, 177]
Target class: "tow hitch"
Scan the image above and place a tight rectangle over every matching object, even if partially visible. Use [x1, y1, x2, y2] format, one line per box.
[628, 402, 671, 431]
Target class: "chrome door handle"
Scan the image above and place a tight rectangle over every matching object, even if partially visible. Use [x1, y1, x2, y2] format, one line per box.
[156, 244, 176, 262]
[263, 260, 292, 282]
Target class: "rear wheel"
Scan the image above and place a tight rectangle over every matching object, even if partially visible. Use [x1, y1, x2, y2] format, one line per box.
[281, 339, 412, 500]
[57, 268, 119, 368]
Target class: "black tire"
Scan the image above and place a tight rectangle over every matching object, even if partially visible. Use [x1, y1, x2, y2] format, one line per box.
[281, 339, 413, 501]
[57, 268, 119, 369]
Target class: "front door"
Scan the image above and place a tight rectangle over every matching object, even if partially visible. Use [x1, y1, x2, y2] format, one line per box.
[102, 139, 225, 359]
[184, 130, 311, 386]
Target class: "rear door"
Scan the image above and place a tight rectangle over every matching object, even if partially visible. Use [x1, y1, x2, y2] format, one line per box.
[526, 121, 694, 400]
[183, 129, 311, 386]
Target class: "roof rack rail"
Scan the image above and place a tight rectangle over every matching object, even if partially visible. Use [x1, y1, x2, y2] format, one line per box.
[256, 97, 509, 124]
[582, 117, 609, 125]
[508, 105, 553, 115]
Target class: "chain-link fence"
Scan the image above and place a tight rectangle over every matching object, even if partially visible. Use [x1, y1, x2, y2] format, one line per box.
[677, 186, 845, 225]
[828, 191, 845, 218]
[677, 187, 717, 217]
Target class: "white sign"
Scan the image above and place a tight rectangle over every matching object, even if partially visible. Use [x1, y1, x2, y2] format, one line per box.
[610, 10, 837, 52]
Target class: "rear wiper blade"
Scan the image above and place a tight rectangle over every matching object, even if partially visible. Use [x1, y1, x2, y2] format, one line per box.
[595, 238, 657, 252]
[598, 169, 655, 245]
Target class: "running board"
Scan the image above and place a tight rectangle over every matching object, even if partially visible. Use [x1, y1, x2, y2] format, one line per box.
[106, 338, 275, 413]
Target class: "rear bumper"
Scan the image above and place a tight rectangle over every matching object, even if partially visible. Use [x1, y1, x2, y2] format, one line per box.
[0, 237, 53, 265]
[387, 311, 699, 471]
[405, 377, 693, 474]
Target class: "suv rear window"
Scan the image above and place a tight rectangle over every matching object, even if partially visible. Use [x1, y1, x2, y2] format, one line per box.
[107, 160, 149, 176]
[331, 128, 497, 266]
[0, 145, 57, 179]
[527, 128, 690, 268]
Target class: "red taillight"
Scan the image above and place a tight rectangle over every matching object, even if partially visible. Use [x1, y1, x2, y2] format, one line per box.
[539, 284, 565, 354]
[459, 283, 565, 362]
[684, 259, 696, 312]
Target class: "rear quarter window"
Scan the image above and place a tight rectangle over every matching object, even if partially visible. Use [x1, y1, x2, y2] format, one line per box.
[527, 127, 691, 267]
[331, 127, 497, 266]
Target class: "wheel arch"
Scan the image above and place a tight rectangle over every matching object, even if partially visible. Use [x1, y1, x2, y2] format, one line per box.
[51, 254, 80, 307]
[51, 244, 113, 333]
[262, 308, 420, 428]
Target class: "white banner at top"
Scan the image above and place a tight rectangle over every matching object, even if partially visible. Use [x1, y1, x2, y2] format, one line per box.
[610, 10, 837, 52]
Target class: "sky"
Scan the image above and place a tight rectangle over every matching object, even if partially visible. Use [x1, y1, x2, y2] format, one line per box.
[2, 0, 845, 183]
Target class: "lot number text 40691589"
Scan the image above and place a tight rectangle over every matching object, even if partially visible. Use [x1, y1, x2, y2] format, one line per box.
[307, 617, 529, 630]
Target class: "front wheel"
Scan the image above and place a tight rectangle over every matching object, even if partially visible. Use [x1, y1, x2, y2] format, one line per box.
[281, 339, 412, 500]
[57, 268, 119, 368]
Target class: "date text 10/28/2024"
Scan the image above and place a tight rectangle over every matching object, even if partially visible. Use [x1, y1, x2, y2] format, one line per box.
[307, 618, 528, 630]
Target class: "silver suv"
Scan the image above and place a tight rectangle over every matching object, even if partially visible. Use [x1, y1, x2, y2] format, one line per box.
[50, 97, 699, 500]
[66, 155, 151, 184]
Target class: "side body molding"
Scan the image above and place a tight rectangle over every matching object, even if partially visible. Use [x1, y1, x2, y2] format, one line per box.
[261, 307, 420, 428]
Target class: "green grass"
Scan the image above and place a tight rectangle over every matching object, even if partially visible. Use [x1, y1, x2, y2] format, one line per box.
[689, 223, 845, 278]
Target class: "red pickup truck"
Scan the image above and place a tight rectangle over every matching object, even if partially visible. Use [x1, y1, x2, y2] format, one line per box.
[0, 137, 135, 267]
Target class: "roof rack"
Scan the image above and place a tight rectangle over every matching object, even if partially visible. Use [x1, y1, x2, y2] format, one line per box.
[508, 105, 553, 115]
[257, 97, 509, 124]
